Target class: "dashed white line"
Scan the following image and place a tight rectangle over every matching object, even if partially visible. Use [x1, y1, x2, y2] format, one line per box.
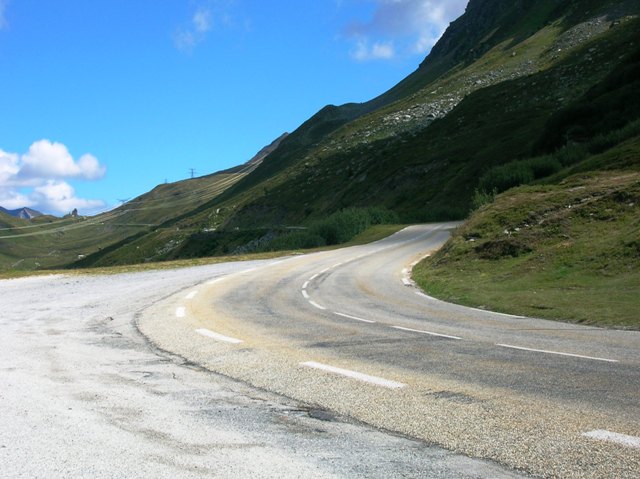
[175, 307, 186, 318]
[309, 300, 327, 310]
[583, 430, 640, 448]
[393, 325, 462, 340]
[185, 291, 198, 300]
[300, 361, 405, 389]
[302, 281, 310, 290]
[302, 290, 310, 300]
[334, 312, 376, 324]
[195, 328, 243, 344]
[497, 344, 618, 363]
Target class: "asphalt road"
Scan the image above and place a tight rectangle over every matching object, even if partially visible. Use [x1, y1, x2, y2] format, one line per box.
[0, 259, 525, 478]
[140, 223, 640, 479]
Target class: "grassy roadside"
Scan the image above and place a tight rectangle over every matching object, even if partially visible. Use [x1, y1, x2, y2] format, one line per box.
[0, 224, 407, 280]
[413, 171, 640, 329]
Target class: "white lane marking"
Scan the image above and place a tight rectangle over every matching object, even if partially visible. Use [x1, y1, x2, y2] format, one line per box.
[195, 328, 243, 344]
[302, 290, 310, 300]
[583, 430, 640, 449]
[332, 262, 343, 268]
[300, 361, 405, 389]
[302, 281, 310, 290]
[414, 291, 526, 319]
[206, 277, 224, 285]
[309, 300, 327, 310]
[393, 325, 462, 340]
[319, 267, 331, 274]
[175, 307, 186, 318]
[497, 344, 618, 363]
[185, 290, 198, 300]
[402, 278, 413, 286]
[334, 312, 376, 324]
[309, 274, 319, 281]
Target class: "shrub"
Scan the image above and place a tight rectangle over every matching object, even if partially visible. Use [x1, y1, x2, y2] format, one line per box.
[260, 207, 399, 251]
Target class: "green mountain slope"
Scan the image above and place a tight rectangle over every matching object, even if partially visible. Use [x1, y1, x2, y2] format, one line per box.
[5, 0, 639, 272]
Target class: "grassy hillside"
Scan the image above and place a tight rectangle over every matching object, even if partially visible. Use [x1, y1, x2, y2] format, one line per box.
[414, 160, 640, 329]
[0, 162, 258, 271]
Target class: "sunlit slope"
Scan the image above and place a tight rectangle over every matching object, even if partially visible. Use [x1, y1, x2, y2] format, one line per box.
[209, 6, 640, 227]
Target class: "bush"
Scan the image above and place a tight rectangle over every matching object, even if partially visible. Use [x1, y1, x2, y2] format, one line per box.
[478, 156, 562, 194]
[260, 207, 399, 251]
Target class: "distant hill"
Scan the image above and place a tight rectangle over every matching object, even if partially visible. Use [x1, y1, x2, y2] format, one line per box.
[0, 135, 287, 271]
[0, 206, 43, 220]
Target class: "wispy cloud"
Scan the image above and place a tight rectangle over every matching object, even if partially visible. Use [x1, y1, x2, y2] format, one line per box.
[0, 0, 9, 30]
[352, 40, 395, 62]
[344, 0, 468, 61]
[0, 140, 106, 215]
[174, 6, 214, 52]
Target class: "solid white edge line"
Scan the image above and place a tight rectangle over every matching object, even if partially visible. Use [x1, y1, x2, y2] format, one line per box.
[195, 328, 243, 344]
[300, 361, 405, 389]
[497, 344, 618, 363]
[309, 300, 327, 310]
[402, 278, 412, 286]
[583, 430, 640, 449]
[393, 325, 462, 340]
[302, 290, 310, 299]
[334, 312, 376, 324]
[185, 291, 198, 300]
[302, 281, 309, 289]
[309, 274, 319, 281]
[414, 291, 526, 319]
[175, 307, 186, 318]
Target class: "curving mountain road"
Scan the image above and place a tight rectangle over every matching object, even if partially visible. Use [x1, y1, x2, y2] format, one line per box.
[142, 223, 640, 478]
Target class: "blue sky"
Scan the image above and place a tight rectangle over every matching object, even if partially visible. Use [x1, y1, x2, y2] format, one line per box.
[0, 0, 468, 215]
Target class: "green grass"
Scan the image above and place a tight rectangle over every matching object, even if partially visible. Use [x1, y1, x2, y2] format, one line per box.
[413, 170, 640, 329]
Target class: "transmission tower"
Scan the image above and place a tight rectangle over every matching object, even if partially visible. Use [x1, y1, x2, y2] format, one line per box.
[189, 168, 196, 179]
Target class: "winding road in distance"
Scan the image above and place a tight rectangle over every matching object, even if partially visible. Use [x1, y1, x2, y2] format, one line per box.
[143, 223, 640, 479]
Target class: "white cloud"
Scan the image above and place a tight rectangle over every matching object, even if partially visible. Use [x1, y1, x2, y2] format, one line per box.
[344, 0, 469, 60]
[352, 39, 396, 61]
[193, 8, 212, 33]
[20, 140, 105, 181]
[0, 140, 106, 215]
[31, 180, 105, 215]
[174, 6, 214, 52]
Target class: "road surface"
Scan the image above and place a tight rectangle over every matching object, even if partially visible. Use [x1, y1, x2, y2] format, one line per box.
[140, 223, 640, 479]
[1, 256, 524, 478]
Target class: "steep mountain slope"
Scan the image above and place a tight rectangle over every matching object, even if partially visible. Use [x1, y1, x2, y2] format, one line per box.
[75, 0, 640, 267]
[6, 0, 639, 271]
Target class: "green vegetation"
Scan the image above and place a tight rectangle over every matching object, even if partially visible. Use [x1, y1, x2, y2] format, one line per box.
[414, 167, 640, 329]
[260, 207, 399, 251]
